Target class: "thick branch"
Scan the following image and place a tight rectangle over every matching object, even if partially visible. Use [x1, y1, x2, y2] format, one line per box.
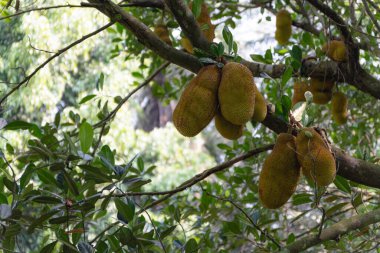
[285, 208, 380, 252]
[0, 21, 115, 106]
[120, 0, 164, 9]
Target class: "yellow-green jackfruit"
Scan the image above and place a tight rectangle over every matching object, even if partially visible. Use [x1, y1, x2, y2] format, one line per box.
[252, 85, 267, 122]
[218, 62, 256, 125]
[310, 78, 335, 104]
[292, 81, 310, 106]
[259, 133, 300, 209]
[275, 10, 292, 45]
[181, 3, 215, 53]
[322, 40, 347, 62]
[215, 111, 244, 140]
[154, 24, 172, 46]
[296, 128, 336, 186]
[173, 65, 220, 137]
[331, 92, 348, 125]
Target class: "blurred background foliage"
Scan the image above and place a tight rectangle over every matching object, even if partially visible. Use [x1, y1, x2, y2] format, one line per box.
[0, 0, 380, 252]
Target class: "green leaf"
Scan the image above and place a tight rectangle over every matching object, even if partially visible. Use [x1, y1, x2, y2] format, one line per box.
[3, 120, 42, 138]
[28, 210, 60, 233]
[79, 122, 94, 153]
[222, 26, 233, 53]
[334, 175, 351, 194]
[185, 238, 198, 253]
[63, 171, 80, 196]
[281, 67, 293, 86]
[114, 198, 135, 223]
[96, 73, 104, 91]
[79, 94, 96, 104]
[79, 165, 112, 183]
[160, 225, 177, 239]
[49, 215, 77, 224]
[98, 145, 115, 171]
[40, 241, 58, 253]
[32, 196, 62, 204]
[292, 193, 312, 205]
[191, 0, 202, 18]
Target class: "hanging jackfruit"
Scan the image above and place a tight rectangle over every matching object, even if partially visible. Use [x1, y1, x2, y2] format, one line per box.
[259, 133, 300, 209]
[154, 24, 172, 46]
[215, 111, 244, 140]
[292, 81, 310, 106]
[218, 62, 256, 125]
[331, 91, 348, 125]
[310, 78, 335, 104]
[181, 2, 215, 53]
[295, 128, 336, 186]
[275, 10, 292, 45]
[173, 65, 220, 137]
[322, 40, 347, 62]
[252, 85, 267, 122]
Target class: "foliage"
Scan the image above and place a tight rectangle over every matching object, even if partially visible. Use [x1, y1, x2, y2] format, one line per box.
[0, 0, 380, 252]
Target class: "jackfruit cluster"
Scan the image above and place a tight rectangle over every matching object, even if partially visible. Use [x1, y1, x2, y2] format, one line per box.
[275, 10, 292, 45]
[292, 81, 310, 106]
[154, 24, 172, 46]
[173, 62, 265, 140]
[259, 133, 300, 209]
[322, 40, 347, 62]
[331, 92, 348, 125]
[296, 128, 336, 186]
[181, 2, 216, 53]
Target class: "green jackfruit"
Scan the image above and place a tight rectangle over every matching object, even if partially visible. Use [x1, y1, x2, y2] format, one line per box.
[275, 10, 292, 45]
[154, 24, 172, 46]
[310, 78, 335, 104]
[322, 40, 347, 62]
[296, 128, 336, 186]
[331, 92, 348, 125]
[218, 62, 255, 125]
[292, 81, 310, 106]
[259, 133, 300, 209]
[173, 65, 220, 137]
[215, 111, 243, 140]
[252, 85, 267, 122]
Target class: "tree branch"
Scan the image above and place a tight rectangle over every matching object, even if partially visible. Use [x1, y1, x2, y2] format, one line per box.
[0, 4, 88, 21]
[0, 21, 115, 106]
[285, 208, 380, 252]
[362, 0, 380, 34]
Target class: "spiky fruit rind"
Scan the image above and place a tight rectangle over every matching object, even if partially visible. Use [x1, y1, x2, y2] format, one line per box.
[331, 92, 348, 125]
[312, 91, 332, 104]
[173, 65, 220, 137]
[322, 40, 347, 62]
[215, 111, 244, 140]
[296, 128, 336, 186]
[275, 26, 291, 45]
[276, 10, 292, 28]
[219, 62, 256, 125]
[310, 78, 334, 104]
[259, 133, 300, 209]
[252, 85, 267, 122]
[292, 81, 310, 106]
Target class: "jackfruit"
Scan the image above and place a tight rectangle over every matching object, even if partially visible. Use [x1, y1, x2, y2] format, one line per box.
[292, 81, 310, 106]
[252, 85, 267, 122]
[310, 78, 334, 104]
[276, 10, 292, 28]
[154, 24, 172, 46]
[331, 92, 348, 125]
[218, 62, 256, 125]
[275, 26, 291, 45]
[215, 111, 244, 140]
[275, 10, 292, 45]
[259, 133, 300, 209]
[181, 2, 215, 53]
[322, 40, 347, 62]
[296, 128, 336, 186]
[173, 65, 221, 137]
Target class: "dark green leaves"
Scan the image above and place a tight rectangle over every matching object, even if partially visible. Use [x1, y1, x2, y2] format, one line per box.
[79, 94, 96, 104]
[290, 45, 302, 69]
[3, 120, 42, 138]
[114, 198, 135, 223]
[79, 122, 93, 153]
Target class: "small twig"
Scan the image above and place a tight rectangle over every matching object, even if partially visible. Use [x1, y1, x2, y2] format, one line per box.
[91, 123, 107, 157]
[89, 221, 119, 244]
[135, 144, 274, 214]
[0, 21, 115, 106]
[27, 36, 55, 54]
[0, 4, 88, 21]
[362, 0, 380, 34]
[317, 207, 326, 238]
[205, 192, 282, 250]
[135, 203, 167, 253]
[93, 61, 170, 128]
